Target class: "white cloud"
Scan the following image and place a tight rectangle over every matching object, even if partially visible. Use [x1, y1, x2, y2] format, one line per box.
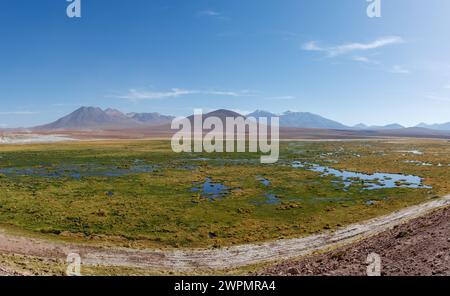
[352, 56, 380, 65]
[302, 36, 404, 57]
[206, 90, 251, 97]
[0, 111, 38, 115]
[197, 9, 229, 20]
[51, 103, 84, 107]
[198, 10, 220, 17]
[116, 88, 255, 101]
[265, 96, 296, 101]
[117, 88, 196, 100]
[390, 65, 410, 74]
[352, 56, 370, 63]
[444, 84, 450, 89]
[302, 41, 322, 52]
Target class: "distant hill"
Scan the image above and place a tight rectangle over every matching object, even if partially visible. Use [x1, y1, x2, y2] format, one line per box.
[33, 107, 136, 130]
[246, 111, 410, 130]
[353, 123, 405, 130]
[371, 123, 405, 130]
[416, 122, 450, 131]
[246, 110, 277, 119]
[353, 123, 369, 129]
[33, 107, 173, 130]
[281, 111, 348, 129]
[185, 109, 244, 123]
[280, 126, 450, 140]
[31, 106, 449, 134]
[373, 127, 450, 138]
[247, 110, 347, 129]
[205, 109, 244, 120]
[104, 108, 130, 120]
[127, 112, 175, 125]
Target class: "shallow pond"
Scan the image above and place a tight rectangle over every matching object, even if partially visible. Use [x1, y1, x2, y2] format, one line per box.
[292, 161, 431, 190]
[0, 164, 157, 179]
[191, 178, 229, 201]
[250, 193, 281, 206]
[257, 176, 271, 187]
[264, 193, 281, 205]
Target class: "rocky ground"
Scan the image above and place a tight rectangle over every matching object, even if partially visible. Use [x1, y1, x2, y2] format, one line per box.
[261, 206, 450, 276]
[0, 267, 23, 276]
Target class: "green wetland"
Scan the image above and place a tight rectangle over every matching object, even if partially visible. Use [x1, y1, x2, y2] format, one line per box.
[0, 139, 449, 249]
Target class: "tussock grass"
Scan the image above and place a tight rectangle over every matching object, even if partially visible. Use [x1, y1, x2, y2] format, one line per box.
[0, 139, 447, 249]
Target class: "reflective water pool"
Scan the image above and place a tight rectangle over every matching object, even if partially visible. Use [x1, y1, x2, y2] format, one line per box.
[191, 178, 229, 201]
[0, 164, 157, 179]
[257, 176, 271, 186]
[292, 161, 431, 190]
[264, 193, 281, 205]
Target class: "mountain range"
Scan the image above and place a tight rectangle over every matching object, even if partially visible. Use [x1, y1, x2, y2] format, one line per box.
[351, 123, 405, 130]
[33, 107, 175, 130]
[247, 110, 348, 129]
[416, 122, 450, 131]
[30, 106, 450, 132]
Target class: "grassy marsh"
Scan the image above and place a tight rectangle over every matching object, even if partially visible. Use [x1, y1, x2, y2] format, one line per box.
[0, 139, 448, 249]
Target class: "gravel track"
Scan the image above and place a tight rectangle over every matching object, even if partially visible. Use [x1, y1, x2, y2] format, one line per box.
[0, 195, 449, 273]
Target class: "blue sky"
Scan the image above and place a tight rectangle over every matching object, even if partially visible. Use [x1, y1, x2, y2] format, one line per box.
[1, 0, 450, 128]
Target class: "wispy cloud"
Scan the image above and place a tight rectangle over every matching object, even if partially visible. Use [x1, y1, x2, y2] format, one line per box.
[264, 96, 296, 101]
[352, 56, 371, 63]
[198, 9, 220, 17]
[444, 84, 450, 89]
[197, 9, 228, 20]
[302, 36, 405, 57]
[0, 111, 38, 115]
[206, 90, 253, 97]
[51, 103, 84, 107]
[115, 88, 255, 101]
[390, 65, 410, 74]
[117, 88, 196, 100]
[352, 56, 380, 65]
[302, 41, 322, 52]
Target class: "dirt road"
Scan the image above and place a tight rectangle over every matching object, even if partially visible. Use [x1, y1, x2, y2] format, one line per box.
[0, 267, 23, 276]
[262, 201, 450, 275]
[0, 195, 449, 273]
